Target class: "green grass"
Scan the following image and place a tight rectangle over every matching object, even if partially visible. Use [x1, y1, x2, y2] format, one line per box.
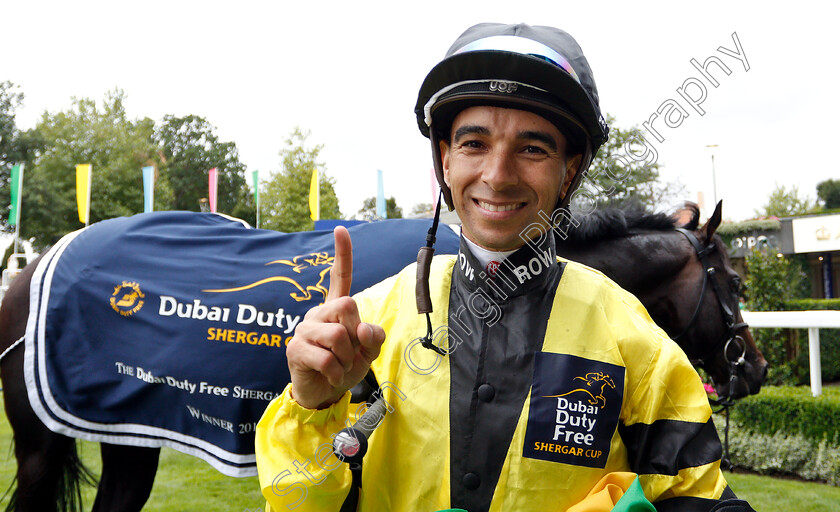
[0, 393, 264, 511]
[3, 392, 840, 510]
[726, 471, 840, 511]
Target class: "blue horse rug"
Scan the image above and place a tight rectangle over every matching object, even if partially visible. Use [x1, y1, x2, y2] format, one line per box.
[24, 212, 460, 476]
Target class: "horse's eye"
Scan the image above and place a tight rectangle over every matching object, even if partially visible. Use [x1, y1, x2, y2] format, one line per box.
[730, 276, 741, 293]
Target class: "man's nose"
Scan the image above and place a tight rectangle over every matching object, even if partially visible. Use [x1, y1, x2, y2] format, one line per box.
[481, 150, 519, 191]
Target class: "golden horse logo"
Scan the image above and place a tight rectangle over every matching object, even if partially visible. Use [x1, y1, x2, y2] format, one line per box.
[115, 290, 140, 307]
[202, 252, 334, 303]
[543, 372, 616, 408]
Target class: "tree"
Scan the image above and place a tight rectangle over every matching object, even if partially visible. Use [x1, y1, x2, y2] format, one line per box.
[411, 202, 434, 216]
[744, 247, 809, 384]
[578, 114, 684, 210]
[0, 81, 24, 170]
[21, 90, 167, 248]
[154, 114, 253, 224]
[0, 81, 43, 233]
[816, 179, 840, 210]
[260, 128, 341, 232]
[754, 184, 816, 218]
[357, 196, 403, 220]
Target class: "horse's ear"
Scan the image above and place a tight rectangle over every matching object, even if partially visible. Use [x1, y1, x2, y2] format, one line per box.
[702, 200, 723, 241]
[673, 201, 700, 230]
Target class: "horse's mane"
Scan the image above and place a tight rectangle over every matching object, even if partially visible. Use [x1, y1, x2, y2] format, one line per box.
[560, 199, 690, 244]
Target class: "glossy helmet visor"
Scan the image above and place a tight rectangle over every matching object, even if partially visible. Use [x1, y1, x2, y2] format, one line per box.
[415, 23, 609, 212]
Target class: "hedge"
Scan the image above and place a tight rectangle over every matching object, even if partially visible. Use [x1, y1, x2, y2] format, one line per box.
[716, 219, 781, 238]
[732, 385, 840, 444]
[785, 298, 840, 310]
[721, 385, 840, 484]
[719, 419, 840, 485]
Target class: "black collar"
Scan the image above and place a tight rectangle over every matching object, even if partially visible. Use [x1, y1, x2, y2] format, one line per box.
[453, 231, 561, 299]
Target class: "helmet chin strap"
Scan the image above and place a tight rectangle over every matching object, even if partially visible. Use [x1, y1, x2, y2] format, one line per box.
[555, 143, 593, 213]
[415, 190, 447, 355]
[429, 130, 456, 211]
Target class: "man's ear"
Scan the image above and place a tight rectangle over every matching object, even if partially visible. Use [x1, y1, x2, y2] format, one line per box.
[560, 153, 583, 199]
[439, 139, 451, 187]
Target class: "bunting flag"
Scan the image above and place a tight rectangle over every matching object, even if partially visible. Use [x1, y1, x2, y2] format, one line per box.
[376, 169, 386, 219]
[208, 168, 218, 213]
[142, 166, 155, 213]
[9, 163, 24, 226]
[252, 170, 260, 229]
[252, 170, 259, 205]
[309, 168, 319, 221]
[75, 164, 92, 225]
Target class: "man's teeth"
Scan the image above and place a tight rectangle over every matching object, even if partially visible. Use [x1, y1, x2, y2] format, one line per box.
[478, 201, 522, 212]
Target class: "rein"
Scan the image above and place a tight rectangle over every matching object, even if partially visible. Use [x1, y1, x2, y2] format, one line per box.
[673, 228, 750, 470]
[0, 335, 24, 364]
[672, 228, 749, 378]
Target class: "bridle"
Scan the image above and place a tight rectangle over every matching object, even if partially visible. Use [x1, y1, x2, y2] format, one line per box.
[673, 227, 751, 470]
[672, 228, 750, 403]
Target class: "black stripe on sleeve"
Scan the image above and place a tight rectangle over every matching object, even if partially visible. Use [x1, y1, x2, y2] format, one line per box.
[655, 496, 719, 512]
[720, 486, 738, 501]
[655, 487, 754, 512]
[618, 417, 722, 476]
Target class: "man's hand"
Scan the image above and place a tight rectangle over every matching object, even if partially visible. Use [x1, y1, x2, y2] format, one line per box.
[286, 226, 386, 409]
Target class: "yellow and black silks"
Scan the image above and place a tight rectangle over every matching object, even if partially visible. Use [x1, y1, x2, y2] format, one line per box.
[256, 253, 732, 511]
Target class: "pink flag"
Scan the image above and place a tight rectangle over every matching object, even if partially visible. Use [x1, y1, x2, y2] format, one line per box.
[208, 168, 218, 213]
[430, 167, 438, 210]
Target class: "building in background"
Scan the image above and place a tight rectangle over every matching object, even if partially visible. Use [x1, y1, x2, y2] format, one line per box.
[721, 212, 840, 299]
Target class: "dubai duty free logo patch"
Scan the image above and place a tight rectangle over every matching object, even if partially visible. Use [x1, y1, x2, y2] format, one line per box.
[110, 281, 145, 317]
[523, 353, 625, 468]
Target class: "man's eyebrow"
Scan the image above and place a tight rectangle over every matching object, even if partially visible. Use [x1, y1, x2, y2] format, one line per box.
[519, 130, 559, 152]
[453, 125, 490, 142]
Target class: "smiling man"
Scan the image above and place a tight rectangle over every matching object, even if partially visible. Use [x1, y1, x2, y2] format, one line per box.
[256, 23, 754, 512]
[441, 106, 581, 252]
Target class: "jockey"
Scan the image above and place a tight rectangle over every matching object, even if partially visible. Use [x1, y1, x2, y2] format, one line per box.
[255, 22, 755, 512]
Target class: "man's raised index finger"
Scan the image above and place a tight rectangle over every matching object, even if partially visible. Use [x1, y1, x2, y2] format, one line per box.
[327, 226, 353, 300]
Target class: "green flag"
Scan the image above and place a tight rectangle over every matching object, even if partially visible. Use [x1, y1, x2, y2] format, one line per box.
[252, 169, 259, 204]
[253, 170, 260, 228]
[9, 163, 24, 226]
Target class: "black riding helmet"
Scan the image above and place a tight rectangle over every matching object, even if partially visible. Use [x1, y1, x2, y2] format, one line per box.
[415, 22, 610, 212]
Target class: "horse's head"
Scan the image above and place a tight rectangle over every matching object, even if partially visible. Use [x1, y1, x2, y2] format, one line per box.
[557, 200, 768, 399]
[666, 200, 768, 399]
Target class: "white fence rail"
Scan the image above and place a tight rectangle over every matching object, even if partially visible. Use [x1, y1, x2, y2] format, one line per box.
[741, 310, 840, 397]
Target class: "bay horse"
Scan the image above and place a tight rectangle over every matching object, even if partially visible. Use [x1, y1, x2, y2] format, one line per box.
[0, 201, 766, 511]
[555, 199, 767, 400]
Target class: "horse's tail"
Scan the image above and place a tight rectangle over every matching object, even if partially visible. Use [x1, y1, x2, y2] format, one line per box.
[2, 438, 98, 512]
[1, 251, 97, 512]
[55, 441, 98, 512]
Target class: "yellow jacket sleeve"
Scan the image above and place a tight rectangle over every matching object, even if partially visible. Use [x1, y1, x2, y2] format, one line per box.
[255, 384, 354, 511]
[612, 287, 730, 506]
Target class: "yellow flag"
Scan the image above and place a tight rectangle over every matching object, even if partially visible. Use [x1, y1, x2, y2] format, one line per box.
[75, 164, 92, 225]
[309, 168, 319, 221]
